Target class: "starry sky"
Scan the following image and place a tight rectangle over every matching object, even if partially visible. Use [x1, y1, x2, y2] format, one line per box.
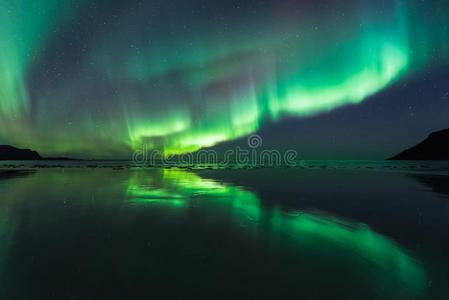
[0, 0, 448, 159]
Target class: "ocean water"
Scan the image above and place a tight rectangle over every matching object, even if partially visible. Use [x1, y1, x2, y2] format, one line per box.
[0, 161, 449, 299]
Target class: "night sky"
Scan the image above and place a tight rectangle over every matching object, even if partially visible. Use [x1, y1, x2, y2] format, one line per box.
[0, 0, 448, 159]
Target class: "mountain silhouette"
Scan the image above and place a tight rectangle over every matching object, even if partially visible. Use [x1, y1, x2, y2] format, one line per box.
[390, 128, 449, 160]
[0, 145, 43, 160]
[0, 145, 76, 161]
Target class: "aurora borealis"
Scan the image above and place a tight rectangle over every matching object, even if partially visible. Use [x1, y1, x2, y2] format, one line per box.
[1, 0, 448, 158]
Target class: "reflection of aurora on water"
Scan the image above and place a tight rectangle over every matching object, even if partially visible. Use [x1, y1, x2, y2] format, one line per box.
[128, 169, 427, 294]
[0, 205, 14, 286]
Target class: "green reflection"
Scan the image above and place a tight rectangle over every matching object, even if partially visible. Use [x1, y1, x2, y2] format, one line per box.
[271, 209, 426, 291]
[128, 169, 426, 295]
[127, 169, 261, 221]
[0, 171, 36, 293]
[0, 203, 14, 287]
[0, 168, 429, 297]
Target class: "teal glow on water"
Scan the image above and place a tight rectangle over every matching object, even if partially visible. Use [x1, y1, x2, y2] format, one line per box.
[1, 164, 448, 299]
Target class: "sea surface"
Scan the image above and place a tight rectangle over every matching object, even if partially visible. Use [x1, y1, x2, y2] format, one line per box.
[1, 161, 449, 299]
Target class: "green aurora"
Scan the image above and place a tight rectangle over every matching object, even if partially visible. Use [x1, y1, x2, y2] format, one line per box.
[0, 0, 448, 157]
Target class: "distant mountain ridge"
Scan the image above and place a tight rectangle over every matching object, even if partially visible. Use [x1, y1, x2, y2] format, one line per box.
[0, 145, 74, 161]
[390, 128, 449, 160]
[0, 145, 42, 160]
